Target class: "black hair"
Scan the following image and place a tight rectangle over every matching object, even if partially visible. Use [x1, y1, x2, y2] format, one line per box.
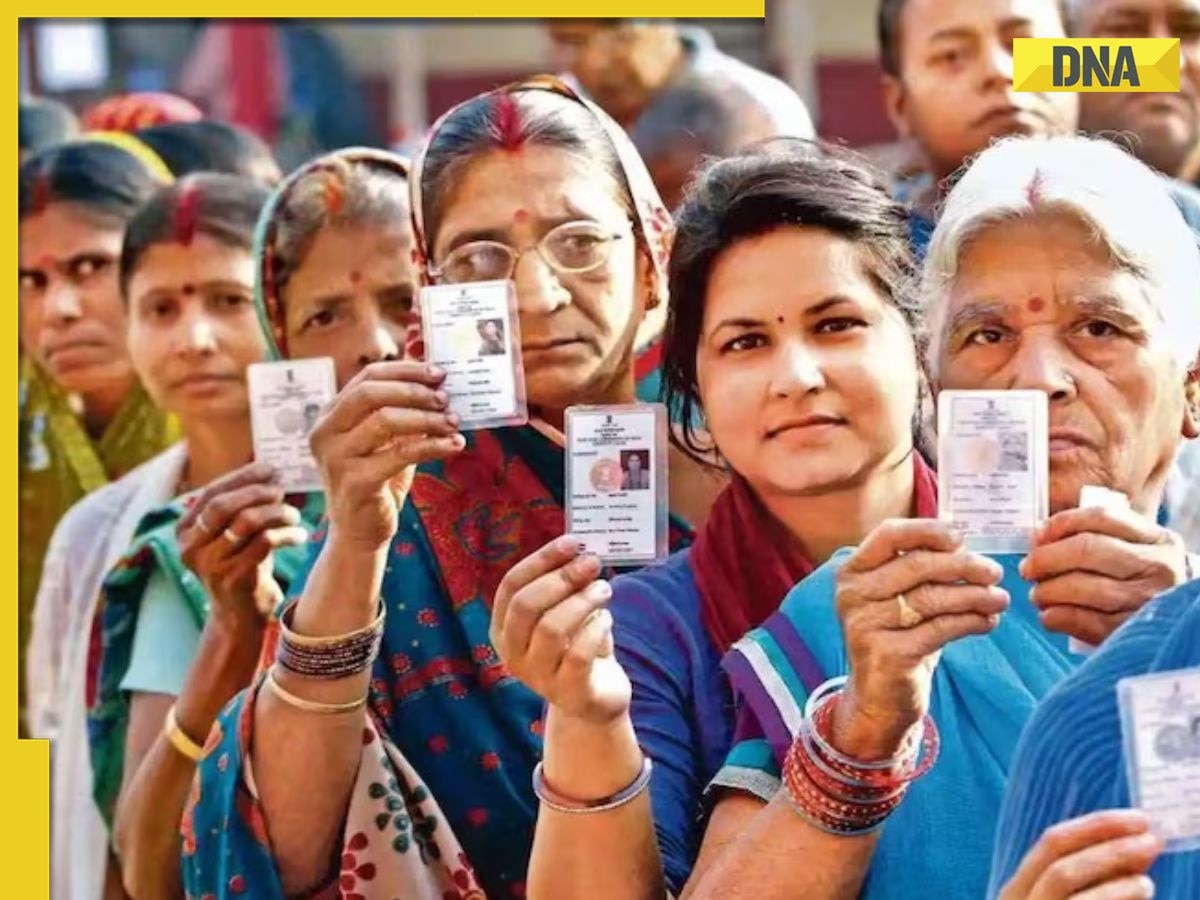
[19, 141, 161, 225]
[631, 72, 773, 163]
[119, 173, 270, 297]
[19, 96, 79, 154]
[662, 139, 920, 462]
[879, 0, 1072, 76]
[136, 120, 281, 185]
[878, 0, 908, 76]
[418, 88, 636, 251]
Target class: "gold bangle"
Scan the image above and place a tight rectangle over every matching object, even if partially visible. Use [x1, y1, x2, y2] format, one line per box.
[164, 705, 206, 763]
[264, 668, 368, 715]
[278, 600, 386, 648]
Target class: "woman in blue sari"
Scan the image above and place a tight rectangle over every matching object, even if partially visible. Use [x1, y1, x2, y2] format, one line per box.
[988, 579, 1200, 900]
[182, 78, 700, 900]
[673, 137, 1197, 899]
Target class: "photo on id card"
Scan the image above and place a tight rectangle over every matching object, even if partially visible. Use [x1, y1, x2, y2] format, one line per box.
[566, 404, 668, 567]
[419, 279, 527, 431]
[1118, 668, 1200, 852]
[937, 390, 1048, 554]
[247, 357, 337, 493]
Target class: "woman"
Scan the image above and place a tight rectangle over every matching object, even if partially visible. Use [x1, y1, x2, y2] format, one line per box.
[989, 579, 1200, 900]
[75, 173, 323, 900]
[21, 138, 179, 738]
[672, 136, 1195, 899]
[182, 78, 700, 900]
[490, 141, 943, 898]
[135, 120, 282, 185]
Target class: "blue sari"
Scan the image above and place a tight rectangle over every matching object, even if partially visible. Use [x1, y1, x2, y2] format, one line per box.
[988, 579, 1200, 898]
[182, 425, 691, 900]
[715, 551, 1078, 900]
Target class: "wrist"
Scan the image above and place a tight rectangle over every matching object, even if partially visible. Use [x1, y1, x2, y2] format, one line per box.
[543, 707, 642, 801]
[833, 687, 922, 762]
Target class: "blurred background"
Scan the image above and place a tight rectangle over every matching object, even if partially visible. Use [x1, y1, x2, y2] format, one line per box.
[17, 9, 898, 171]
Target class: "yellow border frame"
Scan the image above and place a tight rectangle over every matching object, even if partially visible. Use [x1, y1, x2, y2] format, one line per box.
[9, 9, 763, 893]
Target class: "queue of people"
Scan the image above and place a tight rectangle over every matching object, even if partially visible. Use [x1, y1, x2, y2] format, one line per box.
[18, 10, 1200, 900]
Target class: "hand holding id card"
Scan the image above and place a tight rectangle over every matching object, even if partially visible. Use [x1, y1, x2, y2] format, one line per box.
[1119, 668, 1200, 852]
[248, 357, 337, 493]
[566, 404, 669, 567]
[937, 390, 1049, 554]
[419, 279, 528, 431]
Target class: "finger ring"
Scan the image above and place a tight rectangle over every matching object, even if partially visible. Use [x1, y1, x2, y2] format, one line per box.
[896, 593, 923, 628]
[223, 528, 243, 546]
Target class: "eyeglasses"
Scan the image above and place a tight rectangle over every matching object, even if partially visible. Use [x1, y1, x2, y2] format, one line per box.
[429, 220, 631, 285]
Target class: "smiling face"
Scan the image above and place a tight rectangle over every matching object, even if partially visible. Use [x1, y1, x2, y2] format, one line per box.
[932, 211, 1197, 513]
[430, 145, 653, 410]
[125, 234, 265, 425]
[695, 226, 921, 500]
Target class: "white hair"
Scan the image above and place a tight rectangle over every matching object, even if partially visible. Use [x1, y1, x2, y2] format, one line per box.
[920, 135, 1200, 377]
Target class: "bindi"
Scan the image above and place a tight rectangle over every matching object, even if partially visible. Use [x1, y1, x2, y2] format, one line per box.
[777, 316, 785, 324]
[181, 284, 196, 296]
[1027, 297, 1045, 313]
[349, 270, 363, 285]
[513, 209, 529, 224]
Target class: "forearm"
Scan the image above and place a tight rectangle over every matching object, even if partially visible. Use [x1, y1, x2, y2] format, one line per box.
[114, 621, 261, 898]
[683, 796, 878, 900]
[253, 536, 388, 895]
[529, 708, 663, 900]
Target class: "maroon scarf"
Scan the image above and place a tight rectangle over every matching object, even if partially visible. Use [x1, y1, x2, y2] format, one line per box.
[691, 453, 939, 653]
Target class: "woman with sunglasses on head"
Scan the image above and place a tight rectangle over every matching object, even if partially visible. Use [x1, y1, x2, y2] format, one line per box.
[183, 81, 706, 900]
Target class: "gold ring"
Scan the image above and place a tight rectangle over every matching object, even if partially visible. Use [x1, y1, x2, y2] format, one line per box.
[896, 593, 923, 628]
[223, 528, 243, 546]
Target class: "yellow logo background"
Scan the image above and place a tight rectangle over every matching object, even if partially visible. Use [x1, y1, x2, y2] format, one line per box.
[1013, 38, 1180, 92]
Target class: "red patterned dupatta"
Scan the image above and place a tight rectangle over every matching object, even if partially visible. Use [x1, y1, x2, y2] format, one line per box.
[692, 453, 939, 653]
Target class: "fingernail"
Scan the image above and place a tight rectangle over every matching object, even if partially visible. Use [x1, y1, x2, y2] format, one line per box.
[428, 365, 445, 379]
[449, 433, 466, 449]
[555, 534, 581, 554]
[434, 390, 449, 407]
[587, 580, 612, 601]
[987, 614, 1001, 627]
[446, 412, 461, 427]
[284, 505, 302, 524]
[949, 524, 966, 545]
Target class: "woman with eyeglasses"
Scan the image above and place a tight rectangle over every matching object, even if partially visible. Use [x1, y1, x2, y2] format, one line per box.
[181, 78, 705, 900]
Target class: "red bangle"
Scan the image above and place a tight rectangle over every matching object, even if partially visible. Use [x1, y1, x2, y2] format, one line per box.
[780, 677, 941, 836]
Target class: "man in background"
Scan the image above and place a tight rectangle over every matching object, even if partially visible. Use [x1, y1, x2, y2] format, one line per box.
[546, 20, 814, 138]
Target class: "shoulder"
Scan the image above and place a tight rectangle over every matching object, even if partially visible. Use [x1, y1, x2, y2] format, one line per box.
[610, 550, 713, 655]
[1164, 176, 1200, 233]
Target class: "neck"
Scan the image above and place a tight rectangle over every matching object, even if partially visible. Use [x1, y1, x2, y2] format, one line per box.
[180, 415, 254, 490]
[756, 451, 917, 565]
[537, 366, 637, 433]
[79, 376, 137, 439]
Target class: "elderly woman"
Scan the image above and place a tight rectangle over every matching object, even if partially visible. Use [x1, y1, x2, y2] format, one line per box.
[182, 79, 701, 900]
[667, 135, 1199, 900]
